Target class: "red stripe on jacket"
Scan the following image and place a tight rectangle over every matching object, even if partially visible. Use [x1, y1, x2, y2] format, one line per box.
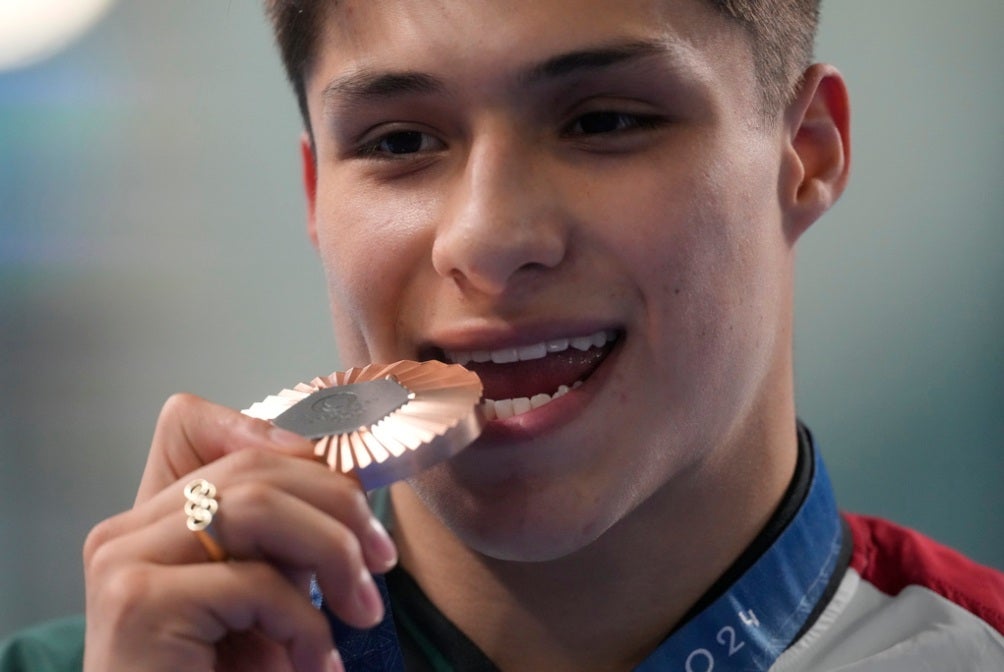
[844, 513, 1004, 633]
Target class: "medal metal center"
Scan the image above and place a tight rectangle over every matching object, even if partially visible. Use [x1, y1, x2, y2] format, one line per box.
[273, 377, 411, 439]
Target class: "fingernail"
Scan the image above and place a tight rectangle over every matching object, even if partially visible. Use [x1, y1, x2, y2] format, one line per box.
[327, 649, 345, 672]
[365, 517, 398, 572]
[355, 570, 384, 626]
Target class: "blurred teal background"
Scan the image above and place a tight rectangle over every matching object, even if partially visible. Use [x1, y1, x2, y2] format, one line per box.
[1, 1, 1001, 635]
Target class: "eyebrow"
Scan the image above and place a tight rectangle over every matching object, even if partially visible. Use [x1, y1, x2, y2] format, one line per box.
[520, 39, 672, 85]
[323, 71, 445, 107]
[322, 38, 674, 108]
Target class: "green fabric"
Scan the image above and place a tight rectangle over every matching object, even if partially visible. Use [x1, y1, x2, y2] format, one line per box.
[369, 486, 392, 526]
[391, 601, 456, 672]
[0, 616, 84, 672]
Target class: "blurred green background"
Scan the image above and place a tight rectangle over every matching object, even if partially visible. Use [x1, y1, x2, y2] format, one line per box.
[1, 1, 1001, 635]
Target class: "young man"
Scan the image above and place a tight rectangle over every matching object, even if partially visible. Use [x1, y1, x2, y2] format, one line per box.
[2, 1, 1002, 670]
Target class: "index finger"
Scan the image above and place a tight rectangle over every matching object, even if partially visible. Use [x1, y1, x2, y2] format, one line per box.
[136, 393, 315, 504]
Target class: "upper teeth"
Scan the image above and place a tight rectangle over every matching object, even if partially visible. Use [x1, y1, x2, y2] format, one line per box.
[445, 329, 617, 366]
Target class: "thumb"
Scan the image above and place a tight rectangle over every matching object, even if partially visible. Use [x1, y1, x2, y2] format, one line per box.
[136, 393, 314, 504]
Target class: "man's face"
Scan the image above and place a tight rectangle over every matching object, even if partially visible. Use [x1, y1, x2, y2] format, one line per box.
[303, 0, 802, 560]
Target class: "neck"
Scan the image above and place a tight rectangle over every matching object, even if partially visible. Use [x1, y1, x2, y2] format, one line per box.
[389, 403, 799, 671]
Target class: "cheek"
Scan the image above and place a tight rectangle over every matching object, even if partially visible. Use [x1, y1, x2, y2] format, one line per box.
[664, 160, 788, 413]
[314, 178, 439, 359]
[587, 146, 786, 400]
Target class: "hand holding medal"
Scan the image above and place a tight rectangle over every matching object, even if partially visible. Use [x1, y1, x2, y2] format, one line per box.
[83, 361, 483, 672]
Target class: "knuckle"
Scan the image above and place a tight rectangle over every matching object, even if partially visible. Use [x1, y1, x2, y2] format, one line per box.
[82, 519, 113, 566]
[157, 392, 201, 427]
[329, 522, 365, 566]
[313, 524, 366, 586]
[83, 513, 128, 568]
[329, 483, 372, 525]
[228, 479, 277, 515]
[225, 445, 276, 473]
[98, 564, 157, 616]
[153, 392, 208, 444]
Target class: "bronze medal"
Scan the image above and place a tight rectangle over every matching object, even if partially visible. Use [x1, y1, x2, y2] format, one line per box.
[243, 360, 484, 490]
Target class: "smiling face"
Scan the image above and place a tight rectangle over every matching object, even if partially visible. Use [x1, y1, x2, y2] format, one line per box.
[301, 0, 818, 561]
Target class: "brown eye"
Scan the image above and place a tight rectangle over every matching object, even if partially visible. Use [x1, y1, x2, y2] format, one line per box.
[565, 111, 663, 136]
[576, 111, 629, 134]
[358, 129, 444, 158]
[377, 131, 425, 154]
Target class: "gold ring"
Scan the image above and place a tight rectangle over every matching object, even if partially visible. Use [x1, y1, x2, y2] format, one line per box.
[183, 478, 227, 562]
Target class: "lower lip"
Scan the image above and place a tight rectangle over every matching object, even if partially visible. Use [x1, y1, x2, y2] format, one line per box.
[473, 340, 622, 445]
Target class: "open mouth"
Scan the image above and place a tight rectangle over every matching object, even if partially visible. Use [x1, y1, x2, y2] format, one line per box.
[430, 329, 620, 420]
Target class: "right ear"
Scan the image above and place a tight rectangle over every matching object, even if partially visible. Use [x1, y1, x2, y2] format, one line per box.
[300, 132, 319, 249]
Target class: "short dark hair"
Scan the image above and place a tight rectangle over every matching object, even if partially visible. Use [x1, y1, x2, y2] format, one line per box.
[263, 0, 326, 135]
[264, 0, 821, 133]
[709, 0, 821, 112]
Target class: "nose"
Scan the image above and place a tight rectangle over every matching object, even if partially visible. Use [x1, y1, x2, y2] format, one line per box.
[431, 127, 567, 296]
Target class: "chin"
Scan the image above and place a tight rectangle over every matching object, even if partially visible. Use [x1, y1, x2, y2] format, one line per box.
[405, 467, 627, 563]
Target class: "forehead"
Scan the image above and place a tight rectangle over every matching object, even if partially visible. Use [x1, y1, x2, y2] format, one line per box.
[305, 0, 753, 103]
